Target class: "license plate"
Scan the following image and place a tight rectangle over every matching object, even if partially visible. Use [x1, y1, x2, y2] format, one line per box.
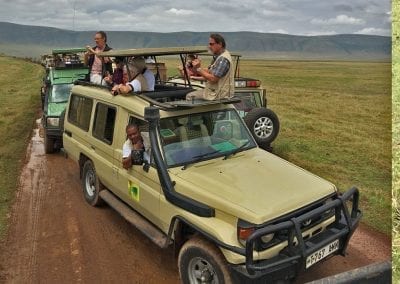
[306, 239, 339, 269]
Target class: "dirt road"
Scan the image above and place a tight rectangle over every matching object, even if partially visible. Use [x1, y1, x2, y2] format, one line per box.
[0, 119, 391, 283]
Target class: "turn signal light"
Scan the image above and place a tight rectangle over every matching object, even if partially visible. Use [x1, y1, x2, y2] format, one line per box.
[238, 226, 255, 240]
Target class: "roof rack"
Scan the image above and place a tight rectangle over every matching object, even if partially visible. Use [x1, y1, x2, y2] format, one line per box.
[97, 46, 208, 57]
[52, 47, 87, 54]
[73, 80, 240, 111]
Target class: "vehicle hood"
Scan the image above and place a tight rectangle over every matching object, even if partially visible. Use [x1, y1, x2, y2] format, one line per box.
[170, 148, 336, 224]
[47, 102, 67, 116]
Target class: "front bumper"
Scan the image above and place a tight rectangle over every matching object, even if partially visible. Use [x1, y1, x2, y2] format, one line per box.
[231, 187, 362, 282]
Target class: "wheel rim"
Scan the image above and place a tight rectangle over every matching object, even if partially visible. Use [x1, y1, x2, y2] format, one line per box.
[84, 169, 96, 197]
[254, 116, 273, 138]
[187, 257, 219, 284]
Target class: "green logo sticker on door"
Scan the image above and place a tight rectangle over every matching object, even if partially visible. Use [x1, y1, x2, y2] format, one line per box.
[128, 180, 140, 202]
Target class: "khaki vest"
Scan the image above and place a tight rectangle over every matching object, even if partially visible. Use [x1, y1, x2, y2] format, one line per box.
[136, 74, 149, 92]
[204, 50, 234, 100]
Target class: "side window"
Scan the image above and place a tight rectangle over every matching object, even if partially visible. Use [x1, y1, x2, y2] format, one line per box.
[68, 94, 93, 131]
[93, 103, 116, 145]
[128, 116, 152, 164]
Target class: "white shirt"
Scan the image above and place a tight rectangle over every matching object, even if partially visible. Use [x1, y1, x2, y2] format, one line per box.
[143, 68, 155, 91]
[122, 132, 150, 162]
[128, 78, 142, 92]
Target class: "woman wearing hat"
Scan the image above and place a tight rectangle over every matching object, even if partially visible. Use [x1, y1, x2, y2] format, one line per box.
[111, 57, 151, 95]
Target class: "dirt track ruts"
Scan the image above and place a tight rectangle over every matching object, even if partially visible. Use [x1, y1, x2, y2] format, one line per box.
[0, 118, 391, 283]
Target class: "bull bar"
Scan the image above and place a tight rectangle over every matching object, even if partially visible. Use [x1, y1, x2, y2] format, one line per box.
[243, 187, 362, 277]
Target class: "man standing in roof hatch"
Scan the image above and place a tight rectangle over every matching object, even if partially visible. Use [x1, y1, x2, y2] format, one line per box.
[186, 33, 234, 101]
[84, 31, 113, 85]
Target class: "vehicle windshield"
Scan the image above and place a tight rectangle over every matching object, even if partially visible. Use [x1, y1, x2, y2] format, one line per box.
[49, 84, 73, 103]
[160, 109, 257, 167]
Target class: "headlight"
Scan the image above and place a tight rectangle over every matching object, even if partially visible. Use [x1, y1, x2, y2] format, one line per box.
[261, 233, 275, 243]
[237, 225, 275, 247]
[47, 117, 59, 127]
[322, 198, 336, 219]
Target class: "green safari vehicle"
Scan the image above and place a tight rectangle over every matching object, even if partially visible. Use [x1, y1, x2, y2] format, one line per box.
[41, 48, 89, 153]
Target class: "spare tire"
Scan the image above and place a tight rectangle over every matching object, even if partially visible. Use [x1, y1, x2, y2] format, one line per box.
[244, 108, 280, 149]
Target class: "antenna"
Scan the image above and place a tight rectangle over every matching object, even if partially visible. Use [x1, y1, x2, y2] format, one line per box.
[72, 0, 76, 31]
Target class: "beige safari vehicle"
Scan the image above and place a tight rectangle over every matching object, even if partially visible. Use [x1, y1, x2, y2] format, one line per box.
[62, 47, 361, 283]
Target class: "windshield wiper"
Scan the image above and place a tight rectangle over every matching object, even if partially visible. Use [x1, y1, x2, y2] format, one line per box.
[181, 149, 222, 170]
[223, 141, 250, 160]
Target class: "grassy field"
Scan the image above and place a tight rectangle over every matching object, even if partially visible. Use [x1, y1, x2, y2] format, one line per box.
[393, 2, 399, 279]
[244, 60, 391, 235]
[0, 57, 391, 242]
[166, 58, 391, 234]
[0, 56, 44, 238]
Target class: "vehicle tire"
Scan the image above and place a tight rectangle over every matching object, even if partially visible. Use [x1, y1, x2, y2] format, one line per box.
[178, 236, 232, 284]
[244, 108, 280, 149]
[82, 160, 104, 206]
[44, 130, 55, 154]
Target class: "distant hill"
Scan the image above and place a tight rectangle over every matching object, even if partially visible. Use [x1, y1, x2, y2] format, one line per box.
[0, 22, 391, 60]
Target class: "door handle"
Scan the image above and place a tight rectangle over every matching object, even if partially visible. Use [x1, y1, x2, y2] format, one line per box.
[91, 145, 95, 150]
[64, 130, 72, 137]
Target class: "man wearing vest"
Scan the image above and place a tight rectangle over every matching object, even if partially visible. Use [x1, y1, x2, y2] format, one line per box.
[186, 33, 234, 101]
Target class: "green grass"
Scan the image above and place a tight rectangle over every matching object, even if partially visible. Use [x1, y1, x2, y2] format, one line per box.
[0, 56, 43, 238]
[392, 2, 400, 280]
[245, 60, 391, 234]
[166, 58, 391, 234]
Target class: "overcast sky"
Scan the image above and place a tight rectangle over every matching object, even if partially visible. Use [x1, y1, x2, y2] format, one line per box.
[0, 0, 391, 36]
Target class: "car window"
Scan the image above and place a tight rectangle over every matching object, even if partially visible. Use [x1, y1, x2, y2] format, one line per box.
[68, 94, 93, 131]
[93, 103, 116, 145]
[128, 116, 152, 164]
[160, 109, 256, 167]
[233, 92, 261, 114]
[49, 84, 73, 103]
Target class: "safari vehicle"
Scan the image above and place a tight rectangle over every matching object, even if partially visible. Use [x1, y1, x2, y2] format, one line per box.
[41, 48, 89, 153]
[167, 53, 279, 150]
[62, 47, 361, 283]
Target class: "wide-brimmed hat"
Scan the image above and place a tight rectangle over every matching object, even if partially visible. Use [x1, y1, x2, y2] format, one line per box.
[128, 57, 146, 71]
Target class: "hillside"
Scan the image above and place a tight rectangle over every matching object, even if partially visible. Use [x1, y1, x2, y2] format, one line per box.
[0, 22, 391, 60]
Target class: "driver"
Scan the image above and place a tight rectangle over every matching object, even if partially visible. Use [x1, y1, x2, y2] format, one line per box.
[122, 124, 144, 169]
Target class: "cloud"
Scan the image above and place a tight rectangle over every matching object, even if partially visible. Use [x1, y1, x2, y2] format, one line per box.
[301, 31, 338, 36]
[268, 29, 289, 34]
[354, 27, 390, 36]
[333, 4, 353, 13]
[311, 14, 365, 26]
[166, 8, 196, 16]
[0, 0, 390, 36]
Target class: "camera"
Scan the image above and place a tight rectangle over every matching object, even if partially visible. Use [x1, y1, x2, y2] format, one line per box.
[131, 149, 144, 165]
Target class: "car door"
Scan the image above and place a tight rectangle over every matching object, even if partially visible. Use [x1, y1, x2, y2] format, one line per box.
[111, 112, 162, 228]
